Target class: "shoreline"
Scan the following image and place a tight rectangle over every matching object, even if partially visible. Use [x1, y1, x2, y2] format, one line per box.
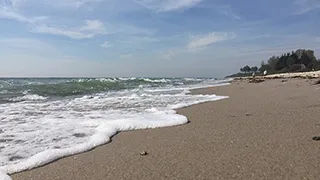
[11, 78, 320, 180]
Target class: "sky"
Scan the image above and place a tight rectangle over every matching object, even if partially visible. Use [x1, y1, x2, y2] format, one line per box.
[0, 0, 320, 78]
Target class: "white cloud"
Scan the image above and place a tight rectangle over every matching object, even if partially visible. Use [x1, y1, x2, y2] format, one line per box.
[0, 4, 47, 23]
[135, 36, 159, 42]
[11, 0, 104, 10]
[223, 11, 241, 20]
[134, 0, 203, 12]
[293, 0, 320, 15]
[1, 1, 155, 40]
[118, 36, 159, 44]
[80, 20, 106, 34]
[56, 0, 103, 9]
[100, 41, 113, 48]
[5, 0, 27, 9]
[197, 4, 241, 21]
[32, 25, 94, 39]
[32, 20, 107, 39]
[187, 32, 236, 49]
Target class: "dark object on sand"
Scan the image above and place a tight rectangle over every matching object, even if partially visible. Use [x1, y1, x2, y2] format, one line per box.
[313, 79, 320, 85]
[312, 136, 320, 141]
[281, 79, 288, 82]
[140, 151, 148, 156]
[248, 79, 264, 83]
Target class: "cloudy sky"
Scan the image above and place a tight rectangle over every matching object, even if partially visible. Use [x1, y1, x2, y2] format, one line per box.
[1, 0, 320, 77]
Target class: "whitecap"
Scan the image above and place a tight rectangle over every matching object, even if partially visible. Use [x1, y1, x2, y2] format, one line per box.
[9, 94, 47, 102]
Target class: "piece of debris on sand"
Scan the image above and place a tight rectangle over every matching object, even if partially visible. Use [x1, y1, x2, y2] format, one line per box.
[312, 136, 320, 141]
[140, 151, 148, 156]
[313, 79, 320, 85]
[248, 78, 265, 83]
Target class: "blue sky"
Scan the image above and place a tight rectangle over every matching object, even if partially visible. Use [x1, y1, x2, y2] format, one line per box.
[0, 0, 320, 77]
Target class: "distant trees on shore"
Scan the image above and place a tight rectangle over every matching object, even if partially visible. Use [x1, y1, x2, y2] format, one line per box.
[240, 66, 258, 74]
[230, 49, 320, 77]
[258, 49, 320, 74]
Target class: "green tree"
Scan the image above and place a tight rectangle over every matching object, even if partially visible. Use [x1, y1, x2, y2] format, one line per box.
[240, 67, 244, 73]
[243, 65, 251, 73]
[303, 50, 317, 70]
[316, 59, 320, 70]
[286, 56, 295, 67]
[267, 56, 279, 72]
[275, 55, 287, 71]
[259, 61, 271, 73]
[295, 49, 304, 59]
[255, 48, 319, 74]
[290, 52, 299, 64]
[251, 66, 258, 72]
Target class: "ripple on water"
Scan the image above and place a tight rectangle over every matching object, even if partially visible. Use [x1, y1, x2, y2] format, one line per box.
[24, 111, 45, 116]
[9, 155, 24, 161]
[52, 137, 66, 142]
[4, 135, 15, 138]
[14, 140, 25, 144]
[8, 112, 20, 115]
[0, 139, 14, 143]
[73, 133, 86, 138]
[16, 120, 27, 124]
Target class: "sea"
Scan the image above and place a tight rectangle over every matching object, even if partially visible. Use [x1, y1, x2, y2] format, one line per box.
[0, 77, 230, 179]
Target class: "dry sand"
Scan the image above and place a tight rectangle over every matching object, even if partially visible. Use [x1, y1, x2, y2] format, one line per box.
[12, 79, 320, 180]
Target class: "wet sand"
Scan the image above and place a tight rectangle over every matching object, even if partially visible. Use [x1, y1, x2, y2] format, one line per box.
[12, 79, 320, 180]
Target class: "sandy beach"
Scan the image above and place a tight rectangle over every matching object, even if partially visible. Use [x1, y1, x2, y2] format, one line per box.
[12, 79, 320, 180]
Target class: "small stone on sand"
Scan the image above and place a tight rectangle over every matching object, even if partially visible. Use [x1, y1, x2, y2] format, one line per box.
[312, 136, 320, 141]
[140, 151, 148, 156]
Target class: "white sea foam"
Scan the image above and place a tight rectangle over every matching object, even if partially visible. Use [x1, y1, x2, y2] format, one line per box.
[0, 80, 229, 180]
[140, 78, 170, 83]
[96, 78, 117, 82]
[118, 77, 137, 81]
[0, 90, 8, 94]
[0, 170, 11, 180]
[183, 78, 203, 81]
[9, 94, 47, 102]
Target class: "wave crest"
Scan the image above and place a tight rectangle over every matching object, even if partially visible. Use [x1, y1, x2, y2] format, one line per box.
[9, 94, 48, 102]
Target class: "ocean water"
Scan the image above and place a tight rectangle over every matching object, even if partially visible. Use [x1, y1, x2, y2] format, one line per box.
[0, 77, 229, 179]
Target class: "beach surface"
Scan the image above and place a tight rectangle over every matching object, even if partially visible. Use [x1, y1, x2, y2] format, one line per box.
[12, 79, 320, 180]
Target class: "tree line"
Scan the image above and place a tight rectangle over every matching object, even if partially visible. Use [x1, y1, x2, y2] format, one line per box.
[240, 49, 320, 75]
[240, 66, 258, 73]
